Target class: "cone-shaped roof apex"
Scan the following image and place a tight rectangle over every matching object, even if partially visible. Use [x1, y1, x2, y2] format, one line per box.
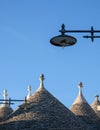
[91, 95, 100, 110]
[70, 82, 98, 125]
[91, 95, 100, 118]
[72, 82, 87, 105]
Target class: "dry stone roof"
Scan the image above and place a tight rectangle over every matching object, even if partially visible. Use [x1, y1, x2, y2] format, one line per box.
[91, 95, 100, 119]
[0, 105, 13, 121]
[0, 74, 86, 130]
[70, 82, 99, 129]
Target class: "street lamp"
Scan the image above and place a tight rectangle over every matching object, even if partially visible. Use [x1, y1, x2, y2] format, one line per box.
[50, 24, 100, 47]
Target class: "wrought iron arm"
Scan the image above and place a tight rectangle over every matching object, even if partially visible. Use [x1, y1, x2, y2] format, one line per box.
[59, 24, 100, 42]
[0, 97, 27, 106]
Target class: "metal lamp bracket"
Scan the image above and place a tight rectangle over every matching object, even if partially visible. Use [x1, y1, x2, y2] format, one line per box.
[59, 24, 100, 42]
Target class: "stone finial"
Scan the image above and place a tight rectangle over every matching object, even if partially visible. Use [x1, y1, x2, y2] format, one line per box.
[95, 95, 99, 101]
[2, 89, 9, 107]
[27, 85, 32, 99]
[39, 74, 45, 88]
[78, 82, 83, 88]
[3, 89, 8, 101]
[78, 82, 83, 95]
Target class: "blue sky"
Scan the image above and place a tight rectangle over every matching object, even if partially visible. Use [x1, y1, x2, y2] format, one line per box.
[0, 0, 100, 110]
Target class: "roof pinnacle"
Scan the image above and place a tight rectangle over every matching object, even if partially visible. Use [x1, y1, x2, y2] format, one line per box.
[2, 89, 9, 107]
[95, 95, 99, 101]
[3, 89, 8, 101]
[27, 85, 32, 99]
[72, 81, 87, 105]
[78, 82, 83, 88]
[39, 74, 45, 88]
[78, 82, 83, 95]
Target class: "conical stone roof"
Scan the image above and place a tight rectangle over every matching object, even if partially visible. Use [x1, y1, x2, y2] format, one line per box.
[0, 90, 13, 121]
[91, 95, 100, 118]
[0, 74, 86, 130]
[70, 82, 98, 129]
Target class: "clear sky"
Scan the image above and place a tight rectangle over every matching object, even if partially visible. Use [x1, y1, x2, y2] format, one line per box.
[0, 0, 100, 110]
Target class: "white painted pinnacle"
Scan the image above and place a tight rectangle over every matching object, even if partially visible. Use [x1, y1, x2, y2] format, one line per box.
[3, 89, 8, 101]
[78, 82, 83, 95]
[27, 85, 32, 99]
[1, 89, 9, 107]
[39, 74, 45, 88]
